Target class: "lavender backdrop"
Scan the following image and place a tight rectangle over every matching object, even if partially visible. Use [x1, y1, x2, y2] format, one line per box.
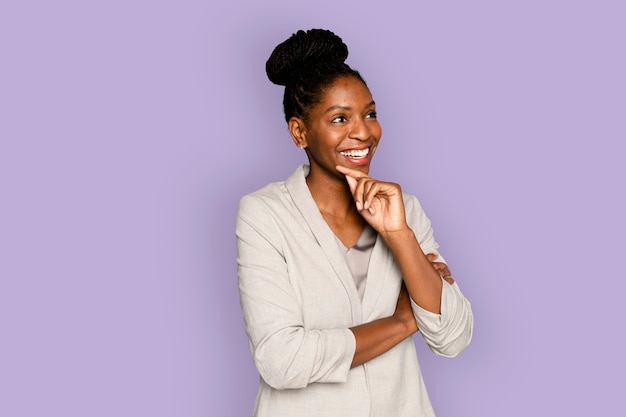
[2, 1, 625, 416]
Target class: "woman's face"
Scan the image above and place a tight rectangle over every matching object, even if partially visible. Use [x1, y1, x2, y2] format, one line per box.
[297, 75, 382, 178]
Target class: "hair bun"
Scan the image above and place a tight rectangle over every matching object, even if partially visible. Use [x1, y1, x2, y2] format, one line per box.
[266, 29, 348, 86]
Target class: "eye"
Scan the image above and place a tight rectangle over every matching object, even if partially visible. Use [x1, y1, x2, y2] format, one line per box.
[365, 111, 377, 119]
[331, 115, 347, 123]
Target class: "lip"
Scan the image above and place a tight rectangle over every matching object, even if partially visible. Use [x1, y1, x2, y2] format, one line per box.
[338, 145, 373, 166]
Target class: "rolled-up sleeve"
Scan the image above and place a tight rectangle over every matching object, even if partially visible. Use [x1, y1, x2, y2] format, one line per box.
[410, 280, 473, 357]
[236, 195, 356, 390]
[403, 194, 474, 357]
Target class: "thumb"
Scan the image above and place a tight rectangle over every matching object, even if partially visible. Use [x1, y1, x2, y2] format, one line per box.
[345, 174, 358, 194]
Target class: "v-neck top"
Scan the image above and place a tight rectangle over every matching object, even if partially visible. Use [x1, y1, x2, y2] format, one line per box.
[334, 224, 377, 301]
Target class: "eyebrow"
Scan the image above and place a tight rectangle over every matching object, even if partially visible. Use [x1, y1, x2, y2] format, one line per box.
[323, 100, 376, 114]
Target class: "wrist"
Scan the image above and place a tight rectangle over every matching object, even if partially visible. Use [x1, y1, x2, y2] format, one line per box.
[379, 226, 413, 243]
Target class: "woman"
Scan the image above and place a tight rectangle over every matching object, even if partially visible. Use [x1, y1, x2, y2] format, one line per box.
[236, 29, 473, 417]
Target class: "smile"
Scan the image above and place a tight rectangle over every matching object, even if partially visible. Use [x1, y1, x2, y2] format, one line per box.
[339, 147, 370, 158]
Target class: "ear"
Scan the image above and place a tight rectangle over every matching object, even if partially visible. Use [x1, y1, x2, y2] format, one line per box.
[288, 117, 308, 149]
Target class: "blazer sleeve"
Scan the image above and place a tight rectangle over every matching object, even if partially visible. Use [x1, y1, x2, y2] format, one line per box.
[236, 194, 356, 390]
[404, 195, 474, 358]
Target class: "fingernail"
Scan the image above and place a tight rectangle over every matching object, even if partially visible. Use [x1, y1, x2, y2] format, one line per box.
[356, 201, 362, 210]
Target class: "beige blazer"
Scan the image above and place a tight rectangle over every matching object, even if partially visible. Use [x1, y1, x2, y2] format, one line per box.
[237, 165, 473, 417]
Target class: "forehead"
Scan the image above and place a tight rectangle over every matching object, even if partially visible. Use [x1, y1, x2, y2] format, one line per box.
[318, 76, 373, 108]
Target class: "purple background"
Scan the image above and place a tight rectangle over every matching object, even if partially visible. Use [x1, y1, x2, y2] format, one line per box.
[2, 1, 625, 416]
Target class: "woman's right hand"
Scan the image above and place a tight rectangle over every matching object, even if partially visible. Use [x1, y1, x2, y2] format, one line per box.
[393, 284, 418, 334]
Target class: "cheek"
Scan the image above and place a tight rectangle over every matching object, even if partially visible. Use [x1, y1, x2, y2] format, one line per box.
[373, 123, 382, 140]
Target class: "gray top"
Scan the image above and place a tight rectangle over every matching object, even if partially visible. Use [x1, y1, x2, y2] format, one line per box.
[334, 225, 377, 301]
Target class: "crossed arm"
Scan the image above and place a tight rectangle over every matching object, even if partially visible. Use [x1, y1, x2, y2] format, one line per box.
[349, 254, 455, 368]
[237, 172, 472, 388]
[337, 165, 468, 367]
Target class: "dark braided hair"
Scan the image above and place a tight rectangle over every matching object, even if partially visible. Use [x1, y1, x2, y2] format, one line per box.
[266, 29, 367, 123]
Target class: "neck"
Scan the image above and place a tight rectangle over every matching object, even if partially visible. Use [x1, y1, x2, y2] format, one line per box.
[306, 165, 359, 219]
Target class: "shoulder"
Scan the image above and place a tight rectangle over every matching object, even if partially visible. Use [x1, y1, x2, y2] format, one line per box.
[402, 193, 427, 217]
[238, 181, 287, 218]
[238, 165, 309, 217]
[402, 192, 439, 249]
[236, 182, 289, 249]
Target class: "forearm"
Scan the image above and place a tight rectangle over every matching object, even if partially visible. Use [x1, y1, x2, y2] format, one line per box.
[349, 315, 416, 368]
[381, 228, 444, 314]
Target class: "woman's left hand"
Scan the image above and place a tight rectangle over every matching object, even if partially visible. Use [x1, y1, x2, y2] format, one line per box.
[336, 165, 408, 233]
[426, 253, 455, 284]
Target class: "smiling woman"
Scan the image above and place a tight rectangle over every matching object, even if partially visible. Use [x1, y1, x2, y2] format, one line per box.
[290, 76, 380, 175]
[236, 28, 474, 417]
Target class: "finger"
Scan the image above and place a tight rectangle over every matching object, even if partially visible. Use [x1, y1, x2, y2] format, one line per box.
[360, 179, 374, 210]
[345, 174, 358, 195]
[432, 261, 449, 272]
[353, 177, 372, 212]
[426, 253, 438, 262]
[344, 175, 367, 211]
[434, 266, 448, 277]
[336, 165, 368, 180]
[433, 262, 451, 278]
[363, 181, 380, 213]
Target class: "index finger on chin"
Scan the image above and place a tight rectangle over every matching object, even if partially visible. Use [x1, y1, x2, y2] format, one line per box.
[336, 165, 367, 179]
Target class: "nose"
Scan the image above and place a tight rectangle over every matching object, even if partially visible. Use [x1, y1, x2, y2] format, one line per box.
[349, 116, 371, 141]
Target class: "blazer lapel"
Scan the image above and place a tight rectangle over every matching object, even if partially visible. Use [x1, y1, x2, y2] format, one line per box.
[361, 235, 397, 321]
[285, 165, 363, 324]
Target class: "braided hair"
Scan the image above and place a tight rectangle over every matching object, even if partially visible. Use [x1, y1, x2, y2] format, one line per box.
[266, 29, 367, 123]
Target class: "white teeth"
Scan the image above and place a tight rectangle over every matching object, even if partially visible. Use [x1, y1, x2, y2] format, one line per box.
[340, 148, 369, 158]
